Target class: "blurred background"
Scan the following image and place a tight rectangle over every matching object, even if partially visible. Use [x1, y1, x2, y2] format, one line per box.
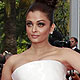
[0, 0, 80, 54]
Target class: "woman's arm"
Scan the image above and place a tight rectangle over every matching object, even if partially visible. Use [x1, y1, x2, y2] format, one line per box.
[1, 56, 13, 80]
[63, 48, 80, 73]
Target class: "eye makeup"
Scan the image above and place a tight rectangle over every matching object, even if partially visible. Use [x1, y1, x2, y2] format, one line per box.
[26, 21, 33, 27]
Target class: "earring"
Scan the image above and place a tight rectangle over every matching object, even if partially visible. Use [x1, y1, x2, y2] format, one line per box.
[50, 32, 53, 34]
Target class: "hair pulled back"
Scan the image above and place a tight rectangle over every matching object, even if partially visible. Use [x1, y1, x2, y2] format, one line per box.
[26, 0, 58, 26]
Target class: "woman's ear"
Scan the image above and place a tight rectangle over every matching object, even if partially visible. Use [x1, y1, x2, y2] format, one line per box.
[50, 24, 55, 34]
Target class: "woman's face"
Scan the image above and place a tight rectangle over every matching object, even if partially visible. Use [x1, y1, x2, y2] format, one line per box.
[26, 11, 54, 43]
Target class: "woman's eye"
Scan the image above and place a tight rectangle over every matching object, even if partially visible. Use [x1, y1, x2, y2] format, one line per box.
[26, 22, 33, 27]
[38, 23, 45, 27]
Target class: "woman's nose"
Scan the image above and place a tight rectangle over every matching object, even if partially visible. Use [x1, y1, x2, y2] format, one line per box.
[32, 26, 37, 32]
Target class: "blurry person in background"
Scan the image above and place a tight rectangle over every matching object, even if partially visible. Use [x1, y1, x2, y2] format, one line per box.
[69, 37, 80, 53]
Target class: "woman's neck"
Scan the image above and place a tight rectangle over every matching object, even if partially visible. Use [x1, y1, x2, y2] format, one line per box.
[30, 41, 52, 55]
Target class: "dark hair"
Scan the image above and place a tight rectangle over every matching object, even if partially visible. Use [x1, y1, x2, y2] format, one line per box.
[26, 0, 58, 26]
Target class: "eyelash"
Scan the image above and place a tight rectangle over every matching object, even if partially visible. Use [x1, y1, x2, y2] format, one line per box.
[26, 22, 45, 28]
[26, 22, 33, 27]
[38, 23, 45, 27]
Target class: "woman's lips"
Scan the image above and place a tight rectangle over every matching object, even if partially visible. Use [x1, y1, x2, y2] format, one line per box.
[31, 35, 39, 38]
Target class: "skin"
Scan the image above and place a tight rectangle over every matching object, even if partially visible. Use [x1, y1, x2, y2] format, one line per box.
[71, 73, 80, 80]
[69, 38, 77, 48]
[1, 11, 80, 80]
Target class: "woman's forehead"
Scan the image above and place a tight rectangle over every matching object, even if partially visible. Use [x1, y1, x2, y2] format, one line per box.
[27, 11, 47, 17]
[26, 11, 49, 21]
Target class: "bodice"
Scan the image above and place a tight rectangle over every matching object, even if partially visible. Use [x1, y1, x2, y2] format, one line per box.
[12, 60, 67, 80]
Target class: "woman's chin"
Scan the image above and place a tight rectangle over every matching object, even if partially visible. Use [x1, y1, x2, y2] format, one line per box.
[31, 40, 40, 43]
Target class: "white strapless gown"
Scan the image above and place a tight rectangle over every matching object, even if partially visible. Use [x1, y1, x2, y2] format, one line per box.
[12, 60, 67, 80]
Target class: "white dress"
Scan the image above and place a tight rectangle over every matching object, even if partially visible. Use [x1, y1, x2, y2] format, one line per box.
[12, 60, 67, 80]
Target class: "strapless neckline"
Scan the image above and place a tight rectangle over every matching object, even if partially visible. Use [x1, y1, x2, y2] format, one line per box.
[12, 59, 67, 80]
[12, 60, 66, 75]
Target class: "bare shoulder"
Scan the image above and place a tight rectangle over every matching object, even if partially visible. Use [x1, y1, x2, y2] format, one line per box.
[51, 47, 80, 59]
[51, 46, 67, 55]
[3, 54, 20, 70]
[2, 49, 29, 79]
[1, 54, 20, 80]
[59, 47, 80, 63]
[6, 54, 20, 63]
[60, 47, 80, 56]
[61, 48, 80, 72]
[55, 47, 74, 54]
[6, 50, 29, 64]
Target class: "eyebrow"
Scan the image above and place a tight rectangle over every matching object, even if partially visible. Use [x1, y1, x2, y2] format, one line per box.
[26, 20, 31, 22]
[26, 20, 32, 24]
[37, 20, 46, 22]
[26, 20, 46, 23]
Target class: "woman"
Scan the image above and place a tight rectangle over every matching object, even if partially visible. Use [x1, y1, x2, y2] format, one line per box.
[1, 0, 80, 80]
